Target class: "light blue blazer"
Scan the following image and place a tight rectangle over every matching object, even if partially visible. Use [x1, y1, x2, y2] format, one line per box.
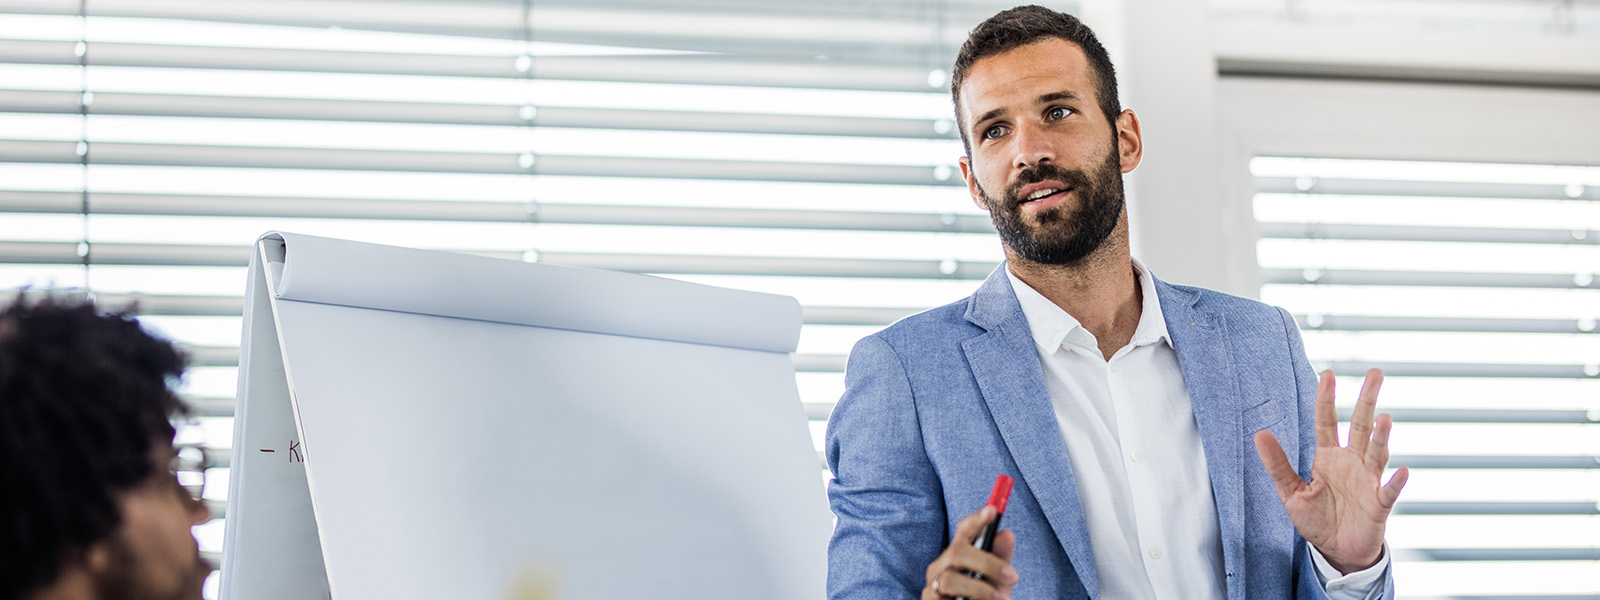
[825, 265, 1393, 600]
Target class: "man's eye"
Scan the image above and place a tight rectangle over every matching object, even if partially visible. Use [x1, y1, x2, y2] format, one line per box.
[1047, 106, 1071, 120]
[983, 125, 1008, 140]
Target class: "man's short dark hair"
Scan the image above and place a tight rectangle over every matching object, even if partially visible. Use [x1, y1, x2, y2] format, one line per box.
[951, 5, 1121, 154]
[0, 294, 189, 598]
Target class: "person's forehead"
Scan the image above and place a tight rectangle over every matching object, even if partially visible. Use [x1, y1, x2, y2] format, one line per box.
[958, 38, 1095, 123]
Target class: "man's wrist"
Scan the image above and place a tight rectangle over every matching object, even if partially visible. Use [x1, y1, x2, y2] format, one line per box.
[1324, 547, 1383, 575]
[1313, 542, 1387, 577]
[1312, 542, 1390, 598]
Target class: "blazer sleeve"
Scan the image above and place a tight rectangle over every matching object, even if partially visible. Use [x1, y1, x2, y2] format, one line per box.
[1280, 307, 1396, 600]
[825, 334, 947, 600]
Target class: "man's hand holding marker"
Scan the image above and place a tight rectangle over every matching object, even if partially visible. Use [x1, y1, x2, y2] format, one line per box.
[923, 475, 1017, 600]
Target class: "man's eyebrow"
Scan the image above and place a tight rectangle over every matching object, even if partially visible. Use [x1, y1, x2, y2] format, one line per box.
[971, 107, 1007, 133]
[1038, 90, 1080, 104]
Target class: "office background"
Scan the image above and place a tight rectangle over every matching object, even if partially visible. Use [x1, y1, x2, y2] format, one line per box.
[0, 0, 1596, 597]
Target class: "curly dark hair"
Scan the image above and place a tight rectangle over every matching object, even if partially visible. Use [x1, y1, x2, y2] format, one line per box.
[0, 294, 189, 598]
[951, 5, 1121, 154]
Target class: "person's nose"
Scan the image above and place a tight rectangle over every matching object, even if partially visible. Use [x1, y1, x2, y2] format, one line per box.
[1012, 121, 1056, 170]
[188, 496, 213, 526]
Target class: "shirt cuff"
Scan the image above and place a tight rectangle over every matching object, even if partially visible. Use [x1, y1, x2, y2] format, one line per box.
[1310, 542, 1389, 600]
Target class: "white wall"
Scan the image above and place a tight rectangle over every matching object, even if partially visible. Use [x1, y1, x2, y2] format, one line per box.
[1083, 0, 1246, 296]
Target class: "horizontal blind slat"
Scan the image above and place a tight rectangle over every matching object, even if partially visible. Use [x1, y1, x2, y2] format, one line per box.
[1390, 455, 1600, 469]
[1391, 501, 1600, 516]
[0, 39, 944, 91]
[0, 139, 962, 184]
[0, 190, 995, 233]
[1255, 176, 1600, 201]
[0, 240, 998, 279]
[1323, 360, 1600, 379]
[1259, 222, 1599, 246]
[1296, 314, 1600, 335]
[0, 89, 959, 138]
[1392, 548, 1600, 562]
[536, 251, 995, 279]
[1263, 268, 1599, 290]
[1334, 407, 1600, 424]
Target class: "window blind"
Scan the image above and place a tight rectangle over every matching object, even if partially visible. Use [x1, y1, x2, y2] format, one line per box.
[1253, 156, 1600, 598]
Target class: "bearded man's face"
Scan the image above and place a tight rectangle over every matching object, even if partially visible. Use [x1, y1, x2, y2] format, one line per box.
[954, 38, 1129, 266]
[977, 143, 1124, 265]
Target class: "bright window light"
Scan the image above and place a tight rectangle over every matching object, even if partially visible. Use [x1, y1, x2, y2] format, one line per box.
[1261, 284, 1600, 321]
[1254, 193, 1600, 230]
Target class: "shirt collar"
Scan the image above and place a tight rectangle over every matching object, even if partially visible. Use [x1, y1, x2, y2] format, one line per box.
[1005, 258, 1173, 355]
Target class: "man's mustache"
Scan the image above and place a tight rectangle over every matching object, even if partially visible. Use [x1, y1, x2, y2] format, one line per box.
[1002, 163, 1096, 206]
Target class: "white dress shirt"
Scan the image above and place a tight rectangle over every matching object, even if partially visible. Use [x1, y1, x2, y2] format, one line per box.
[1006, 260, 1387, 600]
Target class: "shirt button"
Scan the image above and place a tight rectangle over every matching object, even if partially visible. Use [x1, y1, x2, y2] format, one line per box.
[1330, 583, 1344, 591]
[1108, 364, 1118, 373]
[1130, 452, 1142, 463]
[1149, 548, 1162, 559]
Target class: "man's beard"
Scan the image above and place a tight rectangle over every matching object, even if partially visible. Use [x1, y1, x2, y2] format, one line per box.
[94, 535, 212, 600]
[979, 142, 1125, 266]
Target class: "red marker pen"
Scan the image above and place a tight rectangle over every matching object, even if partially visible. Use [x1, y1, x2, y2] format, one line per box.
[972, 474, 1013, 553]
[958, 474, 1014, 600]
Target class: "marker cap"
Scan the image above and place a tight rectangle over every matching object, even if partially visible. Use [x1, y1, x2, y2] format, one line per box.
[986, 474, 1014, 515]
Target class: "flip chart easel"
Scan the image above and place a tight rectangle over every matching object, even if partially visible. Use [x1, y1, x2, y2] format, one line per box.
[220, 232, 829, 600]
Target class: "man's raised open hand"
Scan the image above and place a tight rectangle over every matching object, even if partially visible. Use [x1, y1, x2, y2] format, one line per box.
[1254, 368, 1409, 575]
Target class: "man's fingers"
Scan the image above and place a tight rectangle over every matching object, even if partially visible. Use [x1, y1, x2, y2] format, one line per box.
[927, 545, 1011, 599]
[1379, 466, 1409, 509]
[1314, 370, 1339, 448]
[945, 544, 1013, 585]
[1254, 430, 1307, 501]
[991, 530, 1019, 589]
[1347, 369, 1383, 456]
[927, 569, 999, 600]
[952, 506, 996, 546]
[1365, 413, 1393, 474]
[992, 529, 1017, 564]
[925, 506, 1014, 598]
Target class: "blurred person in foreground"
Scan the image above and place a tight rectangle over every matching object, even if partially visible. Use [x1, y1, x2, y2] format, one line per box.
[0, 295, 211, 600]
[826, 6, 1406, 600]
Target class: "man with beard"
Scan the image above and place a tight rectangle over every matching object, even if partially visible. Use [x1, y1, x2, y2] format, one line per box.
[825, 6, 1405, 600]
[0, 295, 212, 600]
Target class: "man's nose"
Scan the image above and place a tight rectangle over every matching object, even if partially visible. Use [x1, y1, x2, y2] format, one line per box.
[1012, 122, 1056, 170]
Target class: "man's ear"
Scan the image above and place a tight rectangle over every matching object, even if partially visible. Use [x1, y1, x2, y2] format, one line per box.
[1116, 109, 1143, 174]
[959, 156, 988, 211]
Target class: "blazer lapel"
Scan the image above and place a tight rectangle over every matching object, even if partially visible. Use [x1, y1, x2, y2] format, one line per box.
[962, 266, 1099, 599]
[1155, 277, 1247, 600]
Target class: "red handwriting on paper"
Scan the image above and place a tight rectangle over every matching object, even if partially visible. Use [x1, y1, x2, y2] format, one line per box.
[289, 440, 303, 463]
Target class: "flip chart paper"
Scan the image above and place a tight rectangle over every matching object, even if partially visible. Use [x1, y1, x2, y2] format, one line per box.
[222, 232, 828, 600]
